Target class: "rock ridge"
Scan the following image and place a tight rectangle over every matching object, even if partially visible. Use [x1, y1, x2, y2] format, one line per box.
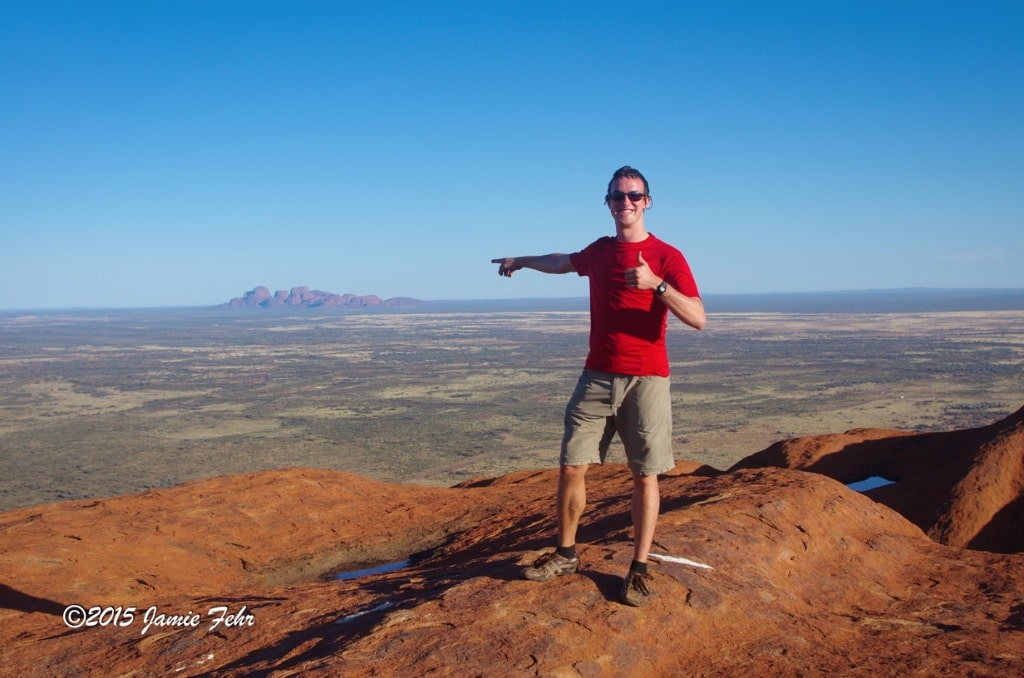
[732, 405, 1024, 553]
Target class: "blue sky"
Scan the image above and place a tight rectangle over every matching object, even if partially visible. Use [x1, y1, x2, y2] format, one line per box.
[1, 1, 1021, 309]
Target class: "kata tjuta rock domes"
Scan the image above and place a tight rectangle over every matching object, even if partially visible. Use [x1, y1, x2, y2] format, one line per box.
[224, 285, 423, 309]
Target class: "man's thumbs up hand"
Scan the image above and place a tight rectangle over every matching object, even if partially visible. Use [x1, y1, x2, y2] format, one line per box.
[625, 250, 659, 290]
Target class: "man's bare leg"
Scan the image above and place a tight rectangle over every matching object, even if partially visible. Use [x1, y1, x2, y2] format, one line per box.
[619, 471, 661, 605]
[522, 464, 589, 582]
[631, 472, 660, 563]
[557, 464, 589, 548]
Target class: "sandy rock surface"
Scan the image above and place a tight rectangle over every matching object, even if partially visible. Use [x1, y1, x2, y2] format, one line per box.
[1, 408, 1022, 676]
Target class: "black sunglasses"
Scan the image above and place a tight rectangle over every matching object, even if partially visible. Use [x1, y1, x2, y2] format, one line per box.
[607, 191, 647, 203]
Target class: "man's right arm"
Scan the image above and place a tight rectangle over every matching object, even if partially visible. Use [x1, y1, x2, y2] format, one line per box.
[491, 254, 576, 277]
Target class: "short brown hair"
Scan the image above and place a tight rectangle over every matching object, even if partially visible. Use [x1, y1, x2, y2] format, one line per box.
[606, 165, 650, 197]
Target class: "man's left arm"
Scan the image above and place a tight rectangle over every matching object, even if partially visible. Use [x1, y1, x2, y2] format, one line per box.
[655, 283, 706, 330]
[627, 251, 707, 330]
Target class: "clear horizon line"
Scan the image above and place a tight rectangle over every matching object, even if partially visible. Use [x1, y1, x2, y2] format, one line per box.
[3, 286, 1024, 314]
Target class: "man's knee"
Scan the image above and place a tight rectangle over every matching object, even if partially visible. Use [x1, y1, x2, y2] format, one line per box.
[632, 471, 659, 491]
[560, 463, 589, 481]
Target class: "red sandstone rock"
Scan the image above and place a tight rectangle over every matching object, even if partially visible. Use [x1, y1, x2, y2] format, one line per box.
[1, 411, 1023, 676]
[733, 405, 1024, 553]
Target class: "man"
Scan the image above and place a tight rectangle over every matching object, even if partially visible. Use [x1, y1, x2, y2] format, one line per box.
[491, 166, 705, 606]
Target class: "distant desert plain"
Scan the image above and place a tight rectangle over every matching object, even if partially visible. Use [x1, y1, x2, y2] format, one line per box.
[1, 294, 1022, 512]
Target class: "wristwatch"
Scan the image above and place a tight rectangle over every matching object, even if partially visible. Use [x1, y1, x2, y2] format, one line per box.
[654, 280, 668, 296]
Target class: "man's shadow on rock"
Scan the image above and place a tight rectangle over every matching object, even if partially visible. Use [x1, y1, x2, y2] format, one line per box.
[0, 582, 65, 615]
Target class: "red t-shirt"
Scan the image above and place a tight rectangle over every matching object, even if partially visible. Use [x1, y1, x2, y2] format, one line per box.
[570, 234, 699, 377]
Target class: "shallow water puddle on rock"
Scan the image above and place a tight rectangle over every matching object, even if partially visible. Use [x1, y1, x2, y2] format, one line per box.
[335, 560, 411, 581]
[846, 476, 896, 492]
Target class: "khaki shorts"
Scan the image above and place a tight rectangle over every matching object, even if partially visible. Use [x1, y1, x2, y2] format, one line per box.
[560, 370, 674, 476]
